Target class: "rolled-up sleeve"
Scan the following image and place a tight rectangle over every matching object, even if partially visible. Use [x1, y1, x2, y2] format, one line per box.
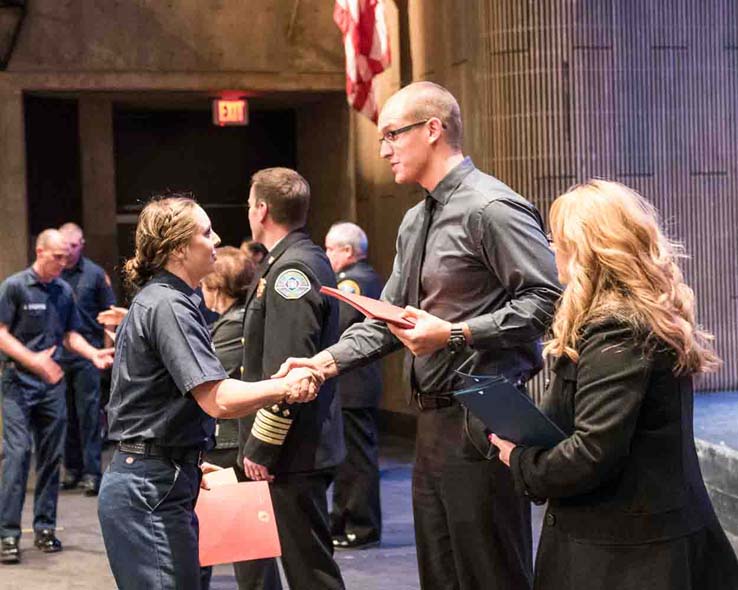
[465, 199, 561, 349]
[150, 297, 228, 395]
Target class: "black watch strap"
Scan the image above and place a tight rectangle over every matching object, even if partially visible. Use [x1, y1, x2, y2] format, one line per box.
[447, 325, 466, 352]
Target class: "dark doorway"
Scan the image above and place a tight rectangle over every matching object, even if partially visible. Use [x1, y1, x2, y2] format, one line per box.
[24, 95, 82, 247]
[114, 107, 297, 261]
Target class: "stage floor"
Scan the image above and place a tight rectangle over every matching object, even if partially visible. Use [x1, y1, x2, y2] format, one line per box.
[3, 393, 736, 589]
[1, 434, 545, 589]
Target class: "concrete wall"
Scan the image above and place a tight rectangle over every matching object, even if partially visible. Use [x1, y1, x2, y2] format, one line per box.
[0, 0, 348, 280]
[9, 1, 343, 75]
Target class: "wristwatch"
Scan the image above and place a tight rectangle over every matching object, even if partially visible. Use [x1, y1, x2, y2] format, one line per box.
[447, 324, 466, 353]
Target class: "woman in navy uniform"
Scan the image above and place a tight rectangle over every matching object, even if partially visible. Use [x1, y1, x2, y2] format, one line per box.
[97, 195, 322, 590]
[491, 180, 738, 590]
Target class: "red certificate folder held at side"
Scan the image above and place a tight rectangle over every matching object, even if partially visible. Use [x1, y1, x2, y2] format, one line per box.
[196, 481, 281, 566]
[320, 286, 416, 329]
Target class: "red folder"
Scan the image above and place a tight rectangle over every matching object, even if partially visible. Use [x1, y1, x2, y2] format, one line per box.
[320, 286, 416, 329]
[196, 481, 281, 566]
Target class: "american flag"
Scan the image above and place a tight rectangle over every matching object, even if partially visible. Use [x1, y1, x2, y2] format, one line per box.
[334, 0, 391, 123]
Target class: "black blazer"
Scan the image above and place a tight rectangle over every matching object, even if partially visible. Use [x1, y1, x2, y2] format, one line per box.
[511, 320, 719, 544]
[237, 229, 344, 474]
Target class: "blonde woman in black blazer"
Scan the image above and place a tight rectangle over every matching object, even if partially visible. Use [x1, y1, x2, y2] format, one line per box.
[491, 180, 738, 590]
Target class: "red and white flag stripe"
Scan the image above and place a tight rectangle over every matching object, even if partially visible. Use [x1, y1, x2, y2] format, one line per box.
[334, 0, 391, 123]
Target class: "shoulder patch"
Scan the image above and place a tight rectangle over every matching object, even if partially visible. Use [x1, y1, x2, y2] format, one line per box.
[337, 279, 361, 296]
[274, 269, 311, 300]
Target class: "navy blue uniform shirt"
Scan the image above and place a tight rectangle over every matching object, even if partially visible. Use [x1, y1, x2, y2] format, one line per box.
[334, 260, 384, 408]
[61, 256, 116, 356]
[0, 267, 82, 390]
[106, 271, 228, 449]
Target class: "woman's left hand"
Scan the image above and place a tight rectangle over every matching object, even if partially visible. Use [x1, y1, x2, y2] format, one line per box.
[489, 433, 516, 467]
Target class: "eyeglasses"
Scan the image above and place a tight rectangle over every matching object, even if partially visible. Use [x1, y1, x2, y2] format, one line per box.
[379, 120, 430, 144]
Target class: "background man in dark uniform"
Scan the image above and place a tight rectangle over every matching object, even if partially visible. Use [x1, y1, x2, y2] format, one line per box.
[0, 229, 113, 563]
[324, 221, 384, 550]
[276, 82, 562, 590]
[58, 222, 116, 496]
[234, 168, 345, 590]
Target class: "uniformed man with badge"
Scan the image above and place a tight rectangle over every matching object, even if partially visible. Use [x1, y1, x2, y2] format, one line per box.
[234, 168, 345, 590]
[0, 229, 114, 564]
[58, 222, 117, 496]
[324, 222, 384, 550]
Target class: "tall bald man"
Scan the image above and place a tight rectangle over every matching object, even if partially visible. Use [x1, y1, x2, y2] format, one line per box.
[0, 230, 113, 563]
[277, 82, 562, 589]
[58, 223, 116, 496]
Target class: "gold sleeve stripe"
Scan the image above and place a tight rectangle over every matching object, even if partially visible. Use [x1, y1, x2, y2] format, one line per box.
[257, 409, 292, 427]
[251, 427, 284, 446]
[250, 408, 293, 446]
[254, 421, 290, 437]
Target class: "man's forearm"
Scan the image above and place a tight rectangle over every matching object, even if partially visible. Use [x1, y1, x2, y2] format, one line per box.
[64, 331, 99, 361]
[0, 328, 38, 371]
[195, 378, 288, 419]
[312, 350, 340, 379]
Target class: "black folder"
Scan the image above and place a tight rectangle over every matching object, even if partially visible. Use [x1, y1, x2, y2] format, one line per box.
[453, 374, 566, 448]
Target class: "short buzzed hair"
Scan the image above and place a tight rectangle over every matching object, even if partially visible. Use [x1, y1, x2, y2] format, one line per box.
[397, 81, 463, 150]
[59, 222, 83, 238]
[36, 229, 65, 249]
[327, 222, 369, 259]
[250, 167, 311, 229]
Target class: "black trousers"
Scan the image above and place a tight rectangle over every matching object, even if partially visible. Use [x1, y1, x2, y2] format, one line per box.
[330, 407, 382, 541]
[413, 404, 533, 590]
[233, 470, 345, 590]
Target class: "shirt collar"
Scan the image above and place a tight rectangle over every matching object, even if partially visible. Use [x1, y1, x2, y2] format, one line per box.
[149, 271, 201, 306]
[263, 228, 309, 268]
[426, 156, 475, 206]
[63, 256, 85, 276]
[26, 267, 42, 286]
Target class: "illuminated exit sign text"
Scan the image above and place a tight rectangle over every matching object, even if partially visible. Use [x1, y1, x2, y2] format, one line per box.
[212, 99, 249, 126]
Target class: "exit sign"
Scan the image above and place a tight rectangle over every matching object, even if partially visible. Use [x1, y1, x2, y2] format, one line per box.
[212, 98, 249, 126]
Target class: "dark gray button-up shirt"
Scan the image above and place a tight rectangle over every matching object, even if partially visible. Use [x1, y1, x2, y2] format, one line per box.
[107, 271, 228, 448]
[328, 158, 562, 394]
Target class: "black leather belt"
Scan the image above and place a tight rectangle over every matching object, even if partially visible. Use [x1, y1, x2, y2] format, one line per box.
[118, 441, 202, 465]
[412, 392, 456, 411]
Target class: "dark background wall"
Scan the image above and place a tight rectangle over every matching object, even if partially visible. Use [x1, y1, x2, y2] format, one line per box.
[114, 108, 296, 263]
[25, 96, 82, 239]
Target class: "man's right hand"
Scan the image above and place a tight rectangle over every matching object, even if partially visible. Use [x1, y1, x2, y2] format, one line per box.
[29, 346, 63, 385]
[282, 367, 323, 403]
[272, 351, 339, 381]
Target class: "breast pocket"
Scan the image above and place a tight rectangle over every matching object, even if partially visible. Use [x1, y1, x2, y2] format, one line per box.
[18, 309, 46, 337]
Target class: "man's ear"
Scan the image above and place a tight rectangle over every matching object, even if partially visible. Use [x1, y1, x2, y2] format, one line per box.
[256, 200, 269, 224]
[427, 117, 444, 145]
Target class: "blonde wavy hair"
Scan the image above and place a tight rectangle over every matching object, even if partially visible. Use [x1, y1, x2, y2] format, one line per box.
[123, 195, 199, 292]
[544, 180, 720, 375]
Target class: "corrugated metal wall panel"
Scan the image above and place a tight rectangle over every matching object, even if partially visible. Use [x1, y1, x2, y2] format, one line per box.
[476, 0, 738, 396]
